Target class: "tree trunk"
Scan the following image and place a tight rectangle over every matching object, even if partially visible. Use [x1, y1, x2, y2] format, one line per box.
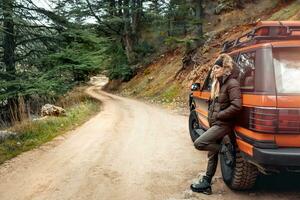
[3, 0, 16, 75]
[152, 0, 159, 13]
[108, 0, 116, 16]
[2, 0, 20, 123]
[117, 0, 123, 16]
[131, 0, 142, 47]
[167, 2, 174, 37]
[167, 14, 174, 37]
[123, 0, 134, 63]
[194, 0, 203, 37]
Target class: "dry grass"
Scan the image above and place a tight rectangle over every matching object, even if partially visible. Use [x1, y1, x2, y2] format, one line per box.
[0, 88, 101, 165]
[268, 1, 300, 20]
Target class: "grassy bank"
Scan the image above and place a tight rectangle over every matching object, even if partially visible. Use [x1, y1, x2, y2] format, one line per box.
[0, 98, 100, 165]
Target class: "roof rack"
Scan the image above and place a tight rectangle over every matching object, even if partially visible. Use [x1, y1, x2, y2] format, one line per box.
[222, 21, 300, 53]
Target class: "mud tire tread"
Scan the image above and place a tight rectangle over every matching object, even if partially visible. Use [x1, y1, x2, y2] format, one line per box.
[220, 137, 259, 190]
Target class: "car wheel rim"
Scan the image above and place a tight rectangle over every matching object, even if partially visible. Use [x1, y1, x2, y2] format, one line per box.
[192, 119, 199, 129]
[221, 142, 235, 181]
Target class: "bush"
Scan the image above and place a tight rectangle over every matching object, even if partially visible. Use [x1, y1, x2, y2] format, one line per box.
[134, 41, 155, 57]
[107, 64, 133, 82]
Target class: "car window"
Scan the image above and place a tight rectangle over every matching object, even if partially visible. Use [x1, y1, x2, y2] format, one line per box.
[231, 54, 238, 62]
[202, 69, 213, 91]
[273, 47, 300, 93]
[237, 51, 255, 90]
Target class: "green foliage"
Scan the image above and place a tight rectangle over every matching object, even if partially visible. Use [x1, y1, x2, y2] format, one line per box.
[36, 29, 105, 95]
[107, 63, 133, 81]
[0, 29, 106, 103]
[100, 41, 133, 81]
[134, 41, 155, 57]
[164, 36, 185, 50]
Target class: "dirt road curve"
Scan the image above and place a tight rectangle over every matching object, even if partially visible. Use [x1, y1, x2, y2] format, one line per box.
[0, 81, 300, 200]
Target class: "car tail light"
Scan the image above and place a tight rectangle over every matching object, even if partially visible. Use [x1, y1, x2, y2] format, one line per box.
[249, 108, 300, 133]
[250, 108, 278, 132]
[278, 109, 300, 133]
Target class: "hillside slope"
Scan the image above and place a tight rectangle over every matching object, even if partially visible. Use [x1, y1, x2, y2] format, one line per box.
[107, 0, 300, 109]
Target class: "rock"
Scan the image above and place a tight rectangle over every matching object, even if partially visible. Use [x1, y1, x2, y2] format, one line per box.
[41, 104, 66, 117]
[0, 130, 17, 142]
[215, 0, 236, 15]
[183, 189, 196, 199]
[148, 76, 154, 82]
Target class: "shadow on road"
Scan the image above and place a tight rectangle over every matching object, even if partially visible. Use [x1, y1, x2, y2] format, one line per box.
[255, 172, 300, 192]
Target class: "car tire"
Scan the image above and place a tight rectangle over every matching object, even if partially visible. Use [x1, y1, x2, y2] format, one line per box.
[220, 136, 259, 190]
[188, 110, 204, 142]
[190, 100, 196, 112]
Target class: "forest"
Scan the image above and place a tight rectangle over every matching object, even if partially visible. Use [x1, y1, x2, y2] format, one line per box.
[0, 0, 285, 126]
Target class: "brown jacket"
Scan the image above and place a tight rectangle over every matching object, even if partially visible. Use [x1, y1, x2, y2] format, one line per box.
[208, 66, 242, 127]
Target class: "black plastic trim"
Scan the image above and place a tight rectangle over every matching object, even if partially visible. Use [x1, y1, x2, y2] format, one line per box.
[252, 147, 300, 167]
[236, 131, 277, 149]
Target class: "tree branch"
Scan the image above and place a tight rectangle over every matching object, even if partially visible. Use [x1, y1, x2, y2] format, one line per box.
[16, 36, 56, 46]
[15, 4, 71, 28]
[15, 49, 45, 62]
[85, 0, 121, 35]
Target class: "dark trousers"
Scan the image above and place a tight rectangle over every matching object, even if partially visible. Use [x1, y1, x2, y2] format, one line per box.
[194, 125, 232, 181]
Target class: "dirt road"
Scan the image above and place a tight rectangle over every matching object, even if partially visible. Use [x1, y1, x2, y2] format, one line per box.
[0, 81, 300, 200]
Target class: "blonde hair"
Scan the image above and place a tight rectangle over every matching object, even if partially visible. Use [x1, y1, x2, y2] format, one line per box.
[210, 54, 234, 99]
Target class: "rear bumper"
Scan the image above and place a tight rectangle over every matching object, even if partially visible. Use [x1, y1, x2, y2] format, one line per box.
[252, 147, 300, 167]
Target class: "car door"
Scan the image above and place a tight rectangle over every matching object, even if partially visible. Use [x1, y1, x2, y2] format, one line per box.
[192, 69, 213, 129]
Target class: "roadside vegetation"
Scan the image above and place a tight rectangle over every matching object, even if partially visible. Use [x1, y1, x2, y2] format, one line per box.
[0, 87, 101, 164]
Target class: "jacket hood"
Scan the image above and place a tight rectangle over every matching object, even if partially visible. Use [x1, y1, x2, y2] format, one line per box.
[213, 54, 239, 84]
[221, 63, 239, 84]
[229, 62, 240, 79]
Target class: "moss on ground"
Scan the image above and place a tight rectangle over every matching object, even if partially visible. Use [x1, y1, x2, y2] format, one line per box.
[268, 1, 300, 20]
[158, 84, 181, 102]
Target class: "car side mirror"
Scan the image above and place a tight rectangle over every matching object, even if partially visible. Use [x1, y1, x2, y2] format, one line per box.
[191, 83, 201, 91]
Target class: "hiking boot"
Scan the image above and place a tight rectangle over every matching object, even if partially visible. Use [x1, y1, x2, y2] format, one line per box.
[190, 176, 212, 195]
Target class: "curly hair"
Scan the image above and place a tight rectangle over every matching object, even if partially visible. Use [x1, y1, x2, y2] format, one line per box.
[210, 53, 235, 99]
[216, 53, 234, 75]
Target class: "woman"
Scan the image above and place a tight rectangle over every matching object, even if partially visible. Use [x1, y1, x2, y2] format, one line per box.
[190, 54, 242, 194]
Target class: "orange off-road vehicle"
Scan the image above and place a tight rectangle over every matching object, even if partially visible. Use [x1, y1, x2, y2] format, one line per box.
[189, 21, 300, 190]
